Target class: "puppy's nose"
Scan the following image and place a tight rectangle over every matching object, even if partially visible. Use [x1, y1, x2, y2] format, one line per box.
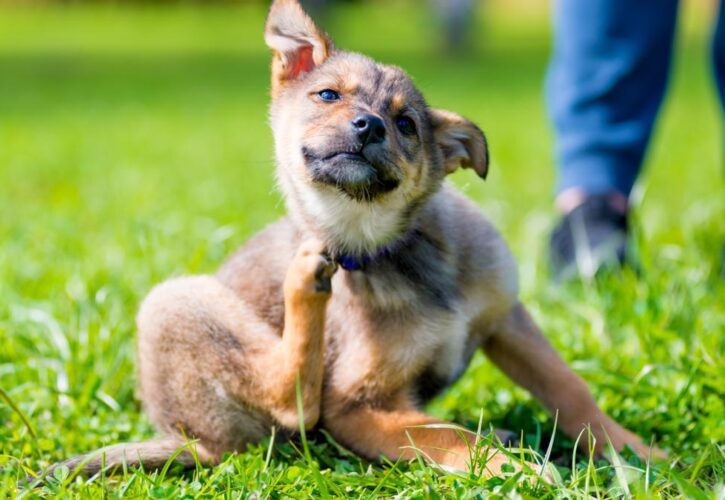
[352, 114, 386, 146]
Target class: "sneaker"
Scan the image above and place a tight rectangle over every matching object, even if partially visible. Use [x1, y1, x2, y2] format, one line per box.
[549, 195, 628, 281]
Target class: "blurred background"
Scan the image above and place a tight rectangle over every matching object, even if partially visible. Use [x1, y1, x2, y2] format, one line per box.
[0, 0, 719, 270]
[0, 0, 723, 478]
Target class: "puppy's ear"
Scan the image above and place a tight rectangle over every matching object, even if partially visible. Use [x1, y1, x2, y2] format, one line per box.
[265, 0, 333, 95]
[429, 109, 489, 179]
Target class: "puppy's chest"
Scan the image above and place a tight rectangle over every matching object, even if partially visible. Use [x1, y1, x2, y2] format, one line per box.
[325, 298, 472, 402]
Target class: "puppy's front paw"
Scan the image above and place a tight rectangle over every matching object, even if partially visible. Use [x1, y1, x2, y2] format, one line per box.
[610, 433, 669, 462]
[623, 440, 668, 462]
[285, 239, 338, 298]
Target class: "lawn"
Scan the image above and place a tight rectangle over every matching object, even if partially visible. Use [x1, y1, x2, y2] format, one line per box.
[0, 1, 723, 497]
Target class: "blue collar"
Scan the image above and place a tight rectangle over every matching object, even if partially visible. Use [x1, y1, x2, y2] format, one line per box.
[336, 247, 392, 271]
[336, 254, 371, 271]
[335, 232, 413, 271]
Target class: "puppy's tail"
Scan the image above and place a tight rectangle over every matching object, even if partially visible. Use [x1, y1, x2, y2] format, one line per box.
[26, 437, 208, 486]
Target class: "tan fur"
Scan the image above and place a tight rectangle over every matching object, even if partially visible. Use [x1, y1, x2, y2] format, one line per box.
[45, 0, 665, 482]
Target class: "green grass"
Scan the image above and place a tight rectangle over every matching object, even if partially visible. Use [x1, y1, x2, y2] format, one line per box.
[1, 1, 723, 497]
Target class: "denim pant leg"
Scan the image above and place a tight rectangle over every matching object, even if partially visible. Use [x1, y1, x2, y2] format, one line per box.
[713, 1, 725, 112]
[547, 0, 680, 197]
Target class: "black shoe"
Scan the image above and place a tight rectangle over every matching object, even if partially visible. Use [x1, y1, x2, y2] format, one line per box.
[549, 195, 629, 281]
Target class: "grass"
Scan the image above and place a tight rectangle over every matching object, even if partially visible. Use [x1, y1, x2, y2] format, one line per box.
[0, 1, 723, 497]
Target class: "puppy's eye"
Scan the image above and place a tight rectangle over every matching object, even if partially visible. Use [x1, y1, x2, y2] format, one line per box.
[396, 116, 416, 136]
[318, 89, 340, 102]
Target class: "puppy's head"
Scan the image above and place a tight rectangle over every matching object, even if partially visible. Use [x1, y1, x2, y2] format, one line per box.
[265, 0, 488, 256]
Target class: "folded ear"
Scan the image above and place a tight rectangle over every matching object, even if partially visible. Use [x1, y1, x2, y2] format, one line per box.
[429, 109, 489, 179]
[265, 0, 333, 95]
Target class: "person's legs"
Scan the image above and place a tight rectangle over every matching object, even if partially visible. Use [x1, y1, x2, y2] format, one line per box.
[546, 0, 679, 279]
[547, 0, 679, 200]
[711, 1, 725, 279]
[713, 0, 725, 110]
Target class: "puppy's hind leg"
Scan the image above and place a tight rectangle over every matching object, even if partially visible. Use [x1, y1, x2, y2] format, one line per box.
[42, 240, 337, 482]
[137, 239, 336, 451]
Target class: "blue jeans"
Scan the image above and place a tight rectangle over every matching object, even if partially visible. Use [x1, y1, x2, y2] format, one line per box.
[547, 0, 725, 197]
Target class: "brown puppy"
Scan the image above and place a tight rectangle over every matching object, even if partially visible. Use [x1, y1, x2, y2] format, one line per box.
[53, 0, 664, 479]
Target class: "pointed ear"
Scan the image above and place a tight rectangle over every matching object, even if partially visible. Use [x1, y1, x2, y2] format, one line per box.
[429, 109, 489, 179]
[265, 0, 333, 96]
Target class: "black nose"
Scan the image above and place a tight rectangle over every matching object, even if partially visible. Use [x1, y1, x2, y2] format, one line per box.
[352, 114, 386, 146]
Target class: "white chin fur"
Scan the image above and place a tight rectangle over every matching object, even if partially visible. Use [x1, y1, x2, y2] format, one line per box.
[297, 184, 406, 255]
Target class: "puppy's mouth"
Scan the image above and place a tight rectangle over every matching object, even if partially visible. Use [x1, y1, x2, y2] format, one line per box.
[323, 151, 367, 163]
[302, 147, 400, 202]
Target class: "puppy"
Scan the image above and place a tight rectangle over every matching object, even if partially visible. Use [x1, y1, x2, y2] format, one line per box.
[50, 0, 664, 479]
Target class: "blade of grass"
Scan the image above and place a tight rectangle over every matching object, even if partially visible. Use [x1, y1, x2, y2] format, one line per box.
[263, 425, 277, 473]
[607, 444, 632, 498]
[0, 387, 36, 440]
[157, 439, 200, 484]
[366, 460, 400, 498]
[295, 374, 330, 499]
[539, 409, 557, 479]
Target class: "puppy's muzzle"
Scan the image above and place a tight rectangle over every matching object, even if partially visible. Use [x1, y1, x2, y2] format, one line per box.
[302, 116, 400, 201]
